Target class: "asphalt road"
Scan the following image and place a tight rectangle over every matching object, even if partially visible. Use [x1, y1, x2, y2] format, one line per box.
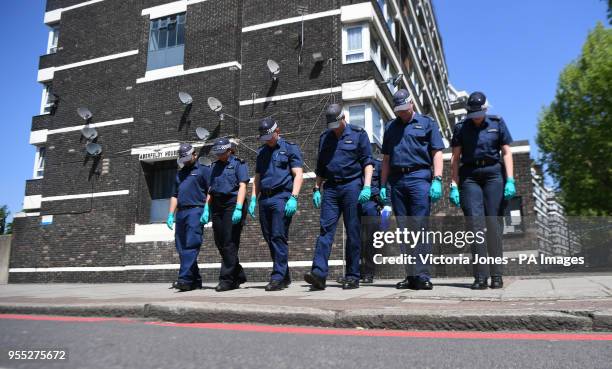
[0, 316, 611, 369]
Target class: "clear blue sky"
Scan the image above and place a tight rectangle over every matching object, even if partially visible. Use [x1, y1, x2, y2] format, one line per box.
[0, 1, 608, 222]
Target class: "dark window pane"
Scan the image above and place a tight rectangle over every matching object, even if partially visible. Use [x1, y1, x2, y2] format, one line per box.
[177, 23, 185, 45]
[167, 22, 177, 47]
[158, 27, 167, 49]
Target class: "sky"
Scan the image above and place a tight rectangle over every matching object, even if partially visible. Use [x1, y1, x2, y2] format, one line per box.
[0, 1, 608, 222]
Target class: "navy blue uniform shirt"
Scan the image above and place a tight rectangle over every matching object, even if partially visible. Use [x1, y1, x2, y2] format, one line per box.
[381, 113, 445, 168]
[315, 124, 373, 182]
[450, 115, 513, 164]
[173, 162, 211, 207]
[209, 155, 250, 196]
[255, 137, 303, 192]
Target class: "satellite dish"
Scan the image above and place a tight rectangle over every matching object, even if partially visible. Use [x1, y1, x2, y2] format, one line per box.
[198, 156, 212, 166]
[207, 97, 223, 112]
[81, 126, 98, 140]
[196, 127, 210, 141]
[77, 107, 93, 120]
[267, 59, 280, 78]
[85, 142, 102, 156]
[178, 91, 193, 105]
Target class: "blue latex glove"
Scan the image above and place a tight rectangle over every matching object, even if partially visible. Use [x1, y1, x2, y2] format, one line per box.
[200, 204, 209, 225]
[284, 196, 298, 218]
[358, 186, 371, 204]
[380, 187, 387, 202]
[313, 190, 321, 209]
[248, 195, 257, 219]
[449, 185, 460, 207]
[166, 212, 175, 230]
[232, 204, 243, 224]
[429, 179, 442, 203]
[380, 205, 392, 231]
[504, 177, 516, 200]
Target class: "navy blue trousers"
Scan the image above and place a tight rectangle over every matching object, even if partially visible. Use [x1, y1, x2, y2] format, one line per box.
[312, 178, 362, 281]
[359, 200, 379, 278]
[389, 169, 432, 281]
[259, 191, 292, 282]
[459, 163, 505, 278]
[175, 207, 203, 285]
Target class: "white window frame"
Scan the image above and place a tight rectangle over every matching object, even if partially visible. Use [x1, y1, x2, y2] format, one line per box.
[344, 102, 388, 145]
[33, 146, 46, 179]
[342, 24, 371, 64]
[40, 84, 54, 115]
[47, 24, 59, 54]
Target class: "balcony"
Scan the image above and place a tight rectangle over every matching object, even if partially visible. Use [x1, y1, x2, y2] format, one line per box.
[31, 114, 52, 132]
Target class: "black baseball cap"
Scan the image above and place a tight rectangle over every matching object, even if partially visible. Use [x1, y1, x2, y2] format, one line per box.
[258, 117, 278, 142]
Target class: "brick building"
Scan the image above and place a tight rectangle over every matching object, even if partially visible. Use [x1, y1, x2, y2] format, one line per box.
[11, 0, 536, 283]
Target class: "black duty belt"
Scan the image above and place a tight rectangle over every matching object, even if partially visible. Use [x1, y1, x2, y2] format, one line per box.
[326, 177, 359, 185]
[465, 158, 499, 167]
[177, 205, 204, 210]
[260, 187, 288, 197]
[391, 165, 430, 175]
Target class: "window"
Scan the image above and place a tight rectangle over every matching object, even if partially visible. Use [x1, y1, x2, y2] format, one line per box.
[371, 105, 384, 143]
[147, 13, 186, 71]
[343, 26, 365, 63]
[47, 24, 59, 54]
[33, 147, 46, 179]
[348, 105, 366, 129]
[40, 84, 55, 115]
[370, 37, 380, 67]
[145, 160, 178, 223]
[345, 103, 388, 145]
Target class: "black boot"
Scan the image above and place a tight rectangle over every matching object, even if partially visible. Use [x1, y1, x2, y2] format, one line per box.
[265, 279, 285, 291]
[342, 279, 360, 290]
[304, 272, 326, 290]
[490, 276, 504, 289]
[396, 276, 416, 289]
[471, 277, 488, 290]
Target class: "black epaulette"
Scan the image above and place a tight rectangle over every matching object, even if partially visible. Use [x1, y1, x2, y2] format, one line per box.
[488, 115, 502, 121]
[285, 140, 297, 145]
[349, 124, 364, 132]
[238, 158, 246, 164]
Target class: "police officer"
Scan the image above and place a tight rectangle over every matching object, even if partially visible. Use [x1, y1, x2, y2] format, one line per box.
[166, 143, 211, 292]
[208, 137, 250, 292]
[380, 89, 445, 290]
[449, 91, 515, 289]
[248, 118, 304, 291]
[304, 104, 374, 290]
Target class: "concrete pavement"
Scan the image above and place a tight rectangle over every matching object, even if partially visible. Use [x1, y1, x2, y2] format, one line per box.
[1, 274, 612, 332]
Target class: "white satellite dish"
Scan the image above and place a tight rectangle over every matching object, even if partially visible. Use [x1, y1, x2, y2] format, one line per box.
[77, 107, 93, 120]
[85, 142, 102, 156]
[81, 127, 98, 140]
[267, 59, 280, 78]
[178, 91, 193, 105]
[207, 97, 223, 112]
[196, 127, 210, 141]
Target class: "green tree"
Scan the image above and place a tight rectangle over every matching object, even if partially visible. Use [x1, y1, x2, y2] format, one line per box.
[537, 23, 612, 215]
[0, 205, 8, 234]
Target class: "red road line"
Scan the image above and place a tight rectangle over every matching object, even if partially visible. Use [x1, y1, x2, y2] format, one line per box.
[2, 314, 612, 341]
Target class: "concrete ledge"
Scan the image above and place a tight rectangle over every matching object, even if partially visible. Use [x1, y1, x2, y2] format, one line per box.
[593, 310, 612, 331]
[0, 302, 604, 332]
[336, 309, 593, 331]
[144, 302, 337, 327]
